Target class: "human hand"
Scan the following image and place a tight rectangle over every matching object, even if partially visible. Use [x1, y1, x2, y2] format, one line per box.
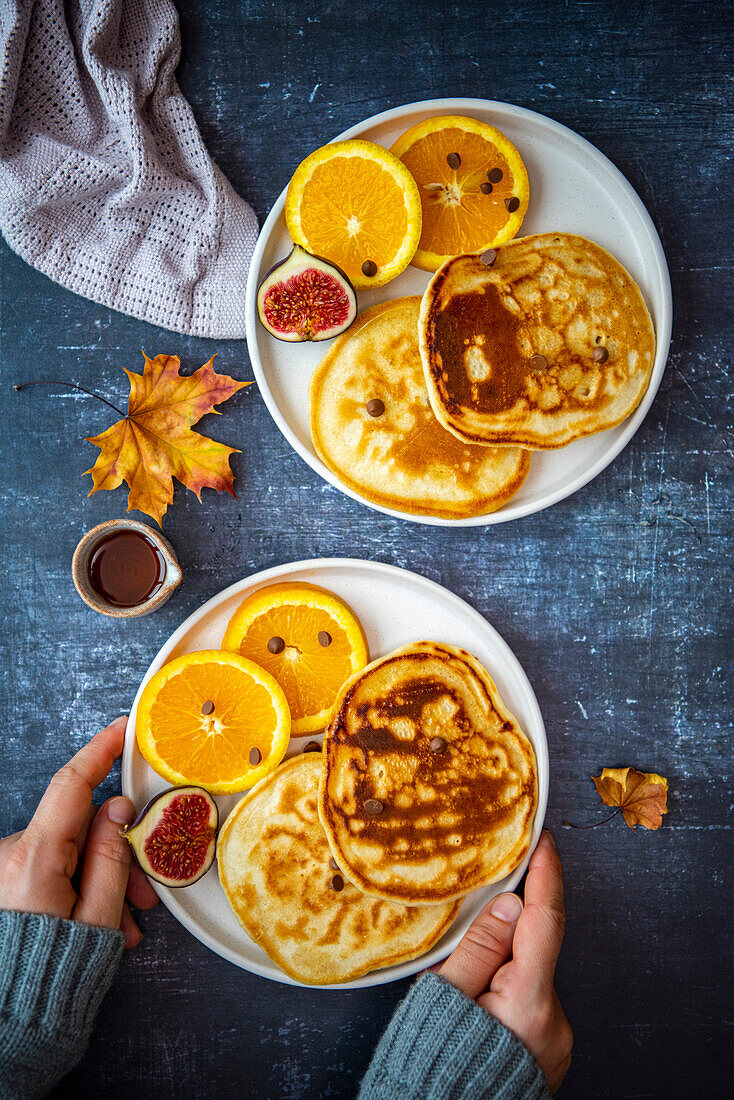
[0, 717, 158, 947]
[439, 831, 572, 1092]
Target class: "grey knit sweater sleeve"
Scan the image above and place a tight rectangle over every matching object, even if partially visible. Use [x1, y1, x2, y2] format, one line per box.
[358, 973, 552, 1100]
[0, 914, 550, 1100]
[0, 910, 124, 1100]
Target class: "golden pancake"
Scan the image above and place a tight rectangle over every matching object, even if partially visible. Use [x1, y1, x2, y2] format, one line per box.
[217, 754, 460, 985]
[420, 233, 655, 449]
[309, 298, 530, 519]
[319, 642, 537, 905]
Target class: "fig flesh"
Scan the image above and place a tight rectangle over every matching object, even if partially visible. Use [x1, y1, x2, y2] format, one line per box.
[122, 786, 218, 888]
[257, 244, 357, 341]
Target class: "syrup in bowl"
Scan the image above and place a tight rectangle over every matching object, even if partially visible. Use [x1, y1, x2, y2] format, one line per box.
[87, 529, 166, 608]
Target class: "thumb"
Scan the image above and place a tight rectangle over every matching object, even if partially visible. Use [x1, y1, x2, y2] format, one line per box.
[439, 892, 523, 1000]
[72, 797, 134, 931]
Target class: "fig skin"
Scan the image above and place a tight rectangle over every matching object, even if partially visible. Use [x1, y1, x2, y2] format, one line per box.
[257, 244, 358, 342]
[122, 786, 218, 889]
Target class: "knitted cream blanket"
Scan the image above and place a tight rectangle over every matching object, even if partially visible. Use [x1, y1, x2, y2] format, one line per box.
[0, 0, 258, 338]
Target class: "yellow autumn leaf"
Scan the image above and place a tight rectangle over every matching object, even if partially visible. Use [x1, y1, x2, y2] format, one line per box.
[85, 352, 248, 525]
[592, 767, 669, 830]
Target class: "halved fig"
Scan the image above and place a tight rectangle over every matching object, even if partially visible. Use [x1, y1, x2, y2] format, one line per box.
[257, 244, 357, 341]
[121, 786, 218, 888]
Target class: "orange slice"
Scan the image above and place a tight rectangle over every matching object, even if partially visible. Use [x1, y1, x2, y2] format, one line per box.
[284, 139, 422, 290]
[135, 650, 290, 794]
[390, 115, 529, 271]
[221, 582, 369, 735]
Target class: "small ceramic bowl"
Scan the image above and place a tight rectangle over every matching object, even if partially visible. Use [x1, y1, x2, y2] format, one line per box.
[72, 519, 182, 619]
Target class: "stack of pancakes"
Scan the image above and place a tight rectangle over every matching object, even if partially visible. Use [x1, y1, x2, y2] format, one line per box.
[217, 642, 538, 984]
[217, 754, 460, 984]
[309, 233, 655, 517]
[310, 299, 530, 519]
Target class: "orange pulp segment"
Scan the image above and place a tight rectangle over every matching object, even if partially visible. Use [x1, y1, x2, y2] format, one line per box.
[135, 650, 291, 794]
[284, 139, 422, 290]
[390, 115, 529, 271]
[221, 582, 369, 735]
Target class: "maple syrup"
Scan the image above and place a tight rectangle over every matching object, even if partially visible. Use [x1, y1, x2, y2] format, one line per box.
[88, 530, 165, 608]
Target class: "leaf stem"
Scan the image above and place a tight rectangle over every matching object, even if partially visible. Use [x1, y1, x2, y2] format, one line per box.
[13, 379, 126, 419]
[562, 808, 622, 830]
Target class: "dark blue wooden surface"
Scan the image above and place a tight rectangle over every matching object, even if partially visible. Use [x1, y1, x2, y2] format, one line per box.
[1, 1, 732, 1097]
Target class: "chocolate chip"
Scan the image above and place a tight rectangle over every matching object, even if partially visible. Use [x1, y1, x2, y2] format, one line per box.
[303, 741, 321, 753]
[505, 196, 520, 213]
[430, 736, 447, 754]
[480, 181, 493, 195]
[363, 799, 384, 814]
[267, 635, 285, 654]
[446, 152, 461, 169]
[318, 631, 332, 647]
[480, 249, 497, 267]
[329, 874, 344, 892]
[329, 857, 340, 871]
[361, 259, 378, 277]
[530, 354, 548, 372]
[593, 346, 609, 363]
[249, 747, 262, 766]
[488, 168, 503, 183]
[366, 398, 385, 417]
[201, 700, 214, 715]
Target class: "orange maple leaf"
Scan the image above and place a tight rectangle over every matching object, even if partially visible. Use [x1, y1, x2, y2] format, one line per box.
[592, 767, 669, 830]
[84, 353, 248, 525]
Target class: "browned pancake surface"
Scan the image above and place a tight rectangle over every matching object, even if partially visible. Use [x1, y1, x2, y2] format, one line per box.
[420, 233, 655, 448]
[309, 298, 530, 518]
[217, 754, 460, 984]
[319, 643, 538, 904]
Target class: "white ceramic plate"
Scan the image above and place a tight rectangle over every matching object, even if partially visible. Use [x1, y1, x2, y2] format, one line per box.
[122, 558, 549, 988]
[245, 97, 672, 526]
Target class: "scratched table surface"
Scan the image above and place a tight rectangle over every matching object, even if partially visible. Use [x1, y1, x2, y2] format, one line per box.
[1, 1, 732, 1097]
